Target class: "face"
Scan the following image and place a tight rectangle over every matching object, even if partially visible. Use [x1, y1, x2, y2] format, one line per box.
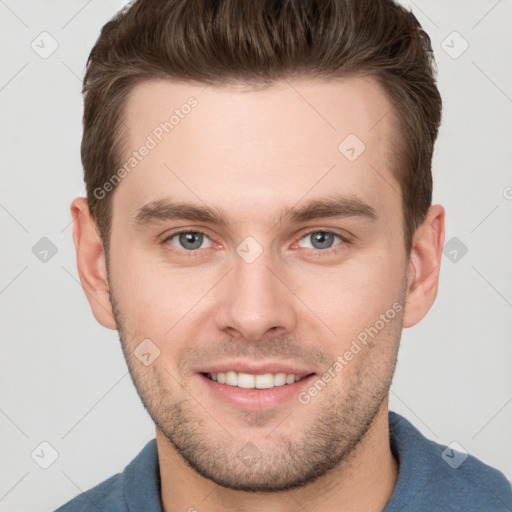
[106, 77, 409, 491]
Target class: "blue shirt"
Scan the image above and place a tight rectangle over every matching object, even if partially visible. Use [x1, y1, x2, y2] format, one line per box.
[55, 411, 512, 511]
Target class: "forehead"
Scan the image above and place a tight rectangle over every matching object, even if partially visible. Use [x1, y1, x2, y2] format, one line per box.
[114, 76, 400, 225]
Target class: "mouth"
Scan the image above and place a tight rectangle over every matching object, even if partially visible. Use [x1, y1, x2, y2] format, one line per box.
[203, 371, 307, 389]
[198, 367, 316, 410]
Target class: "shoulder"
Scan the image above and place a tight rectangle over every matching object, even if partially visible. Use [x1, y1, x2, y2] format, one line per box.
[54, 439, 160, 512]
[54, 473, 124, 512]
[387, 411, 512, 512]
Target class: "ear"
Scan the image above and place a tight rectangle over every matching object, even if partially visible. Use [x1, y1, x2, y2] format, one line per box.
[403, 204, 445, 328]
[71, 197, 117, 330]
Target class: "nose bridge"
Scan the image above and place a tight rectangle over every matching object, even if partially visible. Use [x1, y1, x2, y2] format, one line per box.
[214, 242, 297, 340]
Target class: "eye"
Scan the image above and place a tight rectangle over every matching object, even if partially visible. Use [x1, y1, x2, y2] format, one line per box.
[164, 230, 213, 251]
[161, 229, 348, 255]
[297, 231, 345, 251]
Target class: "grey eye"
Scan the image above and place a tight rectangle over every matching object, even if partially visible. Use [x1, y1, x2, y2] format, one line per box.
[169, 231, 211, 251]
[298, 231, 342, 250]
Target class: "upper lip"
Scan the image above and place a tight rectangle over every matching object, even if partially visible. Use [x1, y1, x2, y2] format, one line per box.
[197, 360, 315, 377]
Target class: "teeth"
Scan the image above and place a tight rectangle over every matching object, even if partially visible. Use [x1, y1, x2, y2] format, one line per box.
[273, 373, 286, 386]
[255, 374, 274, 389]
[238, 373, 255, 389]
[208, 371, 304, 389]
[225, 371, 237, 386]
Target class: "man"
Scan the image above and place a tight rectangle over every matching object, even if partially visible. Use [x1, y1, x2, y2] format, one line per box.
[56, 0, 512, 510]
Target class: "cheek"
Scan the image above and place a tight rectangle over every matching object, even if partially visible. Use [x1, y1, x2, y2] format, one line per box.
[109, 250, 214, 341]
[291, 248, 406, 346]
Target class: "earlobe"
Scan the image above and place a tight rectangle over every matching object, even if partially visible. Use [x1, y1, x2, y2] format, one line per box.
[71, 197, 117, 330]
[403, 204, 445, 328]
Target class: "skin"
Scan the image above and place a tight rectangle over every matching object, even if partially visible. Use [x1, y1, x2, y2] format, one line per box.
[71, 76, 445, 512]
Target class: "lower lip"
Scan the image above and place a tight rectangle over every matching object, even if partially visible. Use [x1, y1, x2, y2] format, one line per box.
[199, 373, 316, 410]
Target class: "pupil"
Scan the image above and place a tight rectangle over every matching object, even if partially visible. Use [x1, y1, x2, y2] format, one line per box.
[180, 232, 202, 250]
[312, 232, 333, 249]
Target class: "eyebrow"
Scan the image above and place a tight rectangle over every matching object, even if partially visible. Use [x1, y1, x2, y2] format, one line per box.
[133, 194, 377, 228]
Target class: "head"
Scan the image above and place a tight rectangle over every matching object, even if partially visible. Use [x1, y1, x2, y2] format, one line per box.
[72, 0, 444, 493]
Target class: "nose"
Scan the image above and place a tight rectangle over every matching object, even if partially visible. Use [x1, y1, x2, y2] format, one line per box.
[214, 247, 298, 342]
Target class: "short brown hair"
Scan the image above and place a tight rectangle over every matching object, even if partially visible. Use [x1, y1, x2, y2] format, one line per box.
[81, 0, 442, 256]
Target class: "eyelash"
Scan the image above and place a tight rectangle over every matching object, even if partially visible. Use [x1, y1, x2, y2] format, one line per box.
[160, 229, 351, 257]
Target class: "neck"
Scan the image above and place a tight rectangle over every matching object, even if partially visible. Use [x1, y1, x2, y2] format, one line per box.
[157, 402, 398, 512]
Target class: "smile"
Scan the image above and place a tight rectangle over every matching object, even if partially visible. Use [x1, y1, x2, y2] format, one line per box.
[206, 371, 304, 389]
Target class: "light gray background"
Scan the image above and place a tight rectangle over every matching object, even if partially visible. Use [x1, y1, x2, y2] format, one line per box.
[1, 1, 511, 511]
